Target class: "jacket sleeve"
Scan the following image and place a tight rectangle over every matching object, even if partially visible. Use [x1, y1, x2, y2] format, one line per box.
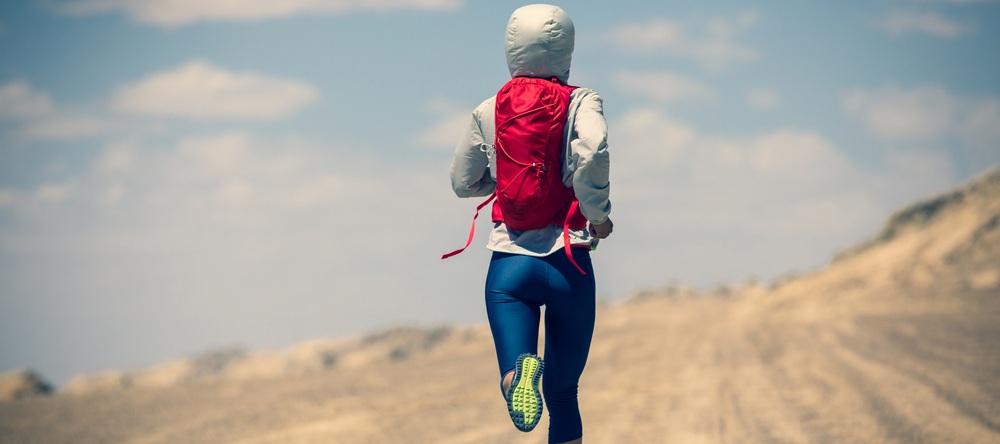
[450, 98, 497, 198]
[569, 89, 612, 225]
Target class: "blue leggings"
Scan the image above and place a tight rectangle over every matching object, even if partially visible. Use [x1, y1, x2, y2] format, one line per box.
[485, 249, 595, 444]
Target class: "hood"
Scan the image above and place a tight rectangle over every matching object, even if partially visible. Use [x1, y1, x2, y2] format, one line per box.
[504, 4, 575, 83]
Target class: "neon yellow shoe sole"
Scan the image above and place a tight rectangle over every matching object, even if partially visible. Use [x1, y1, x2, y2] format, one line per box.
[506, 353, 544, 432]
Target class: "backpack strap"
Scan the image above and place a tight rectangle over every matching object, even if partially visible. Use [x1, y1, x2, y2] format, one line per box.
[441, 192, 496, 260]
[562, 199, 587, 275]
[443, 191, 587, 275]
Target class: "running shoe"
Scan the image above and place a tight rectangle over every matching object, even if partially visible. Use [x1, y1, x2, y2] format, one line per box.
[505, 353, 544, 432]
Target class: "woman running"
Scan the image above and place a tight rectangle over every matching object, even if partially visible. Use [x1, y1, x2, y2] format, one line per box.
[447, 5, 613, 443]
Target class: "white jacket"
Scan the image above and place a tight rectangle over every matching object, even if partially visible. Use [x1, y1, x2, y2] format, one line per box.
[449, 4, 611, 257]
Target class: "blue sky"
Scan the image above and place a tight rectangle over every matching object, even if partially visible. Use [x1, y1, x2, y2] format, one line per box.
[1, 0, 998, 385]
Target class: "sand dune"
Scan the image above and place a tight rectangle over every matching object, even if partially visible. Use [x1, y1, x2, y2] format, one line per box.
[1, 168, 998, 443]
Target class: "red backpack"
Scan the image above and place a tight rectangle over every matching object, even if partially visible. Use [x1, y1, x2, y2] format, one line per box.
[443, 77, 589, 274]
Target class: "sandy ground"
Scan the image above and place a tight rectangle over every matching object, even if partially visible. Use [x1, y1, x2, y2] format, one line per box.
[1, 282, 997, 444]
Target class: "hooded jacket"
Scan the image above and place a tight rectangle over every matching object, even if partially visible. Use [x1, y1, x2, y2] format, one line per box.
[450, 4, 611, 256]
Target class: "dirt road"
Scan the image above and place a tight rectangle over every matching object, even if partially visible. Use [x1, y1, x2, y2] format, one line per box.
[579, 287, 1000, 444]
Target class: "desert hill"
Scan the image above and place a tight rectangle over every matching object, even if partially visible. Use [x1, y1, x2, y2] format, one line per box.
[1, 167, 998, 443]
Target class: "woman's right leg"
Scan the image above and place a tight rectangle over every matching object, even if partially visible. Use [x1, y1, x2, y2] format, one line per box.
[485, 252, 544, 386]
[539, 248, 595, 444]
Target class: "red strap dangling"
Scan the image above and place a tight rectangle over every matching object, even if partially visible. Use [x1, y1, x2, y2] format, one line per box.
[443, 193, 587, 276]
[563, 200, 586, 275]
[442, 192, 496, 260]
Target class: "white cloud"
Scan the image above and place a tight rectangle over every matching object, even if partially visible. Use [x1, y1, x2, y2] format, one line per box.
[417, 100, 470, 150]
[746, 89, 780, 110]
[613, 109, 862, 226]
[3, 61, 317, 142]
[601, 106, 957, 294]
[56, 0, 463, 27]
[34, 182, 77, 203]
[0, 131, 466, 325]
[876, 10, 975, 37]
[957, 97, 1000, 166]
[842, 85, 1000, 152]
[0, 81, 55, 119]
[842, 85, 956, 140]
[0, 81, 116, 141]
[0, 190, 14, 207]
[94, 140, 138, 173]
[613, 108, 696, 175]
[0, 181, 78, 210]
[17, 115, 111, 141]
[614, 70, 715, 103]
[111, 60, 319, 120]
[843, 85, 999, 180]
[607, 12, 759, 71]
[744, 130, 851, 180]
[959, 97, 1000, 149]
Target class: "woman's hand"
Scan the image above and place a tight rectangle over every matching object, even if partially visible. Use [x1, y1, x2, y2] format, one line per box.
[589, 218, 614, 239]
